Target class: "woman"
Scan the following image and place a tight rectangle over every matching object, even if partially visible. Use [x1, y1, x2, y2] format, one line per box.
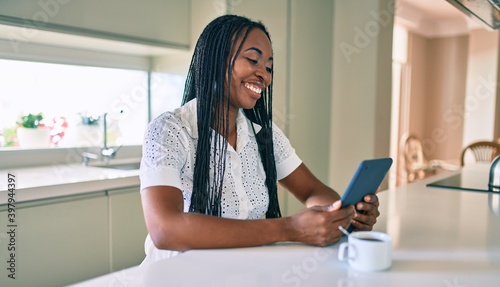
[139, 15, 380, 263]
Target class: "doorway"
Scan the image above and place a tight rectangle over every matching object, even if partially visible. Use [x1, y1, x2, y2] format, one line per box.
[390, 0, 500, 187]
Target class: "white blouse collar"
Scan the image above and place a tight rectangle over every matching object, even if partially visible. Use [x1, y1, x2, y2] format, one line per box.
[180, 98, 262, 140]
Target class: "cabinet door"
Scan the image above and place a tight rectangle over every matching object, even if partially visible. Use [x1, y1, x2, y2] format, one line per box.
[0, 0, 190, 48]
[0, 193, 109, 287]
[108, 186, 148, 271]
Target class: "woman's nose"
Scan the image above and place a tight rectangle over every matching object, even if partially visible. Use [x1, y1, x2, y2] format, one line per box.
[256, 64, 272, 86]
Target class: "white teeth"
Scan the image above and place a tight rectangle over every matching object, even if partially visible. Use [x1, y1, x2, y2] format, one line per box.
[244, 83, 262, 94]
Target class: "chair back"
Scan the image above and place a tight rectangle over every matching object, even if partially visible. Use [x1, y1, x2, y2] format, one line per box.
[460, 141, 500, 166]
[401, 135, 427, 182]
[403, 135, 425, 168]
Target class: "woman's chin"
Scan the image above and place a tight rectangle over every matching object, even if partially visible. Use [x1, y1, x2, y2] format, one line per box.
[243, 99, 259, 109]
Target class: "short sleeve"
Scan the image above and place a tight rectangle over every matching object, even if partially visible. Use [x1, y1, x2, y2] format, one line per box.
[272, 122, 302, 180]
[140, 112, 187, 191]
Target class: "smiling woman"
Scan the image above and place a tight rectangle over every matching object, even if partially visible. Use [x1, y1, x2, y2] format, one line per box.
[138, 14, 381, 266]
[0, 59, 184, 148]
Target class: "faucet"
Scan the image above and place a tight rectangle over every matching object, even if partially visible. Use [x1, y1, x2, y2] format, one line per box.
[489, 156, 500, 192]
[82, 113, 122, 165]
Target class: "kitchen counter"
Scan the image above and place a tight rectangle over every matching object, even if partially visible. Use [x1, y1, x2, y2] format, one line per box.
[70, 164, 500, 287]
[0, 156, 145, 287]
[0, 158, 140, 205]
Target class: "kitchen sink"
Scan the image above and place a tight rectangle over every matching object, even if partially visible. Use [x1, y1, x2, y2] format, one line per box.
[93, 162, 141, 170]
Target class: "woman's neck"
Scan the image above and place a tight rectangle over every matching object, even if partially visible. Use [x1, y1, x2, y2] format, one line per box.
[212, 105, 239, 148]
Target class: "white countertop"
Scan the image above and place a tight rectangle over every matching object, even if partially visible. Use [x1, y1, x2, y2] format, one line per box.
[0, 159, 140, 204]
[70, 164, 500, 287]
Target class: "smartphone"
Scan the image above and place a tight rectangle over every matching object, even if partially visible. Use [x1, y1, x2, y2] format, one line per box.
[340, 157, 393, 232]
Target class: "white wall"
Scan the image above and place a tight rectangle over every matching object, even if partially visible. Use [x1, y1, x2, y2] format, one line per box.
[330, 0, 394, 192]
[232, 0, 394, 214]
[153, 0, 394, 216]
[0, 0, 395, 215]
[462, 29, 500, 146]
[230, 0, 289, 133]
[152, 0, 217, 75]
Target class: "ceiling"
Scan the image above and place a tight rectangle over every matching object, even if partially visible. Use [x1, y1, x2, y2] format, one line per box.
[0, 0, 489, 55]
[396, 0, 485, 37]
[398, 0, 464, 19]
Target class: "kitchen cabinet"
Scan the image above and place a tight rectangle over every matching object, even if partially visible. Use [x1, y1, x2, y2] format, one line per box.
[0, 183, 146, 286]
[0, 0, 190, 49]
[0, 192, 109, 287]
[108, 186, 147, 271]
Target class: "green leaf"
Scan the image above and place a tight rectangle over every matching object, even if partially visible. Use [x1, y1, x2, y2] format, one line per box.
[17, 112, 44, 129]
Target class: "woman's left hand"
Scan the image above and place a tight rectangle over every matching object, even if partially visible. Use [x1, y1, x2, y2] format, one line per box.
[350, 194, 380, 231]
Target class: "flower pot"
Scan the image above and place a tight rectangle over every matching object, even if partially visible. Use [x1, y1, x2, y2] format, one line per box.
[17, 127, 51, 148]
[63, 124, 103, 147]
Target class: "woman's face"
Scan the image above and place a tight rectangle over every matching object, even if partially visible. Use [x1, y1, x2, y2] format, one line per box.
[228, 28, 273, 110]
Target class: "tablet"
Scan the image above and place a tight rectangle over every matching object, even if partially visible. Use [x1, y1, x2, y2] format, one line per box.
[340, 157, 393, 231]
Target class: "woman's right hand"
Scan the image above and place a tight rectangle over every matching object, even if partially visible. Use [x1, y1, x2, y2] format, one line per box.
[287, 200, 354, 246]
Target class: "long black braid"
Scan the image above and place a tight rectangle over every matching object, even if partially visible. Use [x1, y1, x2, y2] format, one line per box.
[181, 14, 281, 218]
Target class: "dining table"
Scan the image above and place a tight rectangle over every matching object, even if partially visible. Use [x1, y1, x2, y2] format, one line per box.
[70, 163, 500, 287]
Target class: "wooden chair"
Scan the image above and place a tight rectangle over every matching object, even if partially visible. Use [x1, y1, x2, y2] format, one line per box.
[401, 135, 434, 182]
[401, 135, 460, 183]
[460, 141, 500, 166]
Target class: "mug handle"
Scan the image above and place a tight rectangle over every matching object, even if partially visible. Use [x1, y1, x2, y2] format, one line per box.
[337, 243, 356, 261]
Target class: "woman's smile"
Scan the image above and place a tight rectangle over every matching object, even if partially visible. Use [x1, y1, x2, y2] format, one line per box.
[243, 82, 263, 98]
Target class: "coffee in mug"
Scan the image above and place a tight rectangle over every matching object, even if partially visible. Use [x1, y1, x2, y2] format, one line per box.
[337, 231, 392, 271]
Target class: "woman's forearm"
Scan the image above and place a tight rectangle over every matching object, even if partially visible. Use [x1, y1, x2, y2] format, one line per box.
[142, 182, 353, 252]
[303, 186, 341, 208]
[142, 186, 297, 251]
[150, 212, 292, 251]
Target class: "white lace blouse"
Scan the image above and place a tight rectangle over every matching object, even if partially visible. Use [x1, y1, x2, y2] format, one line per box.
[139, 99, 302, 263]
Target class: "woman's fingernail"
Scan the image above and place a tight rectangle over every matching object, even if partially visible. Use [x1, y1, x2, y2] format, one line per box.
[333, 200, 341, 209]
[326, 200, 341, 211]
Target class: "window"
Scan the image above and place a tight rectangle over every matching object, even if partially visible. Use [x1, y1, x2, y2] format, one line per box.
[0, 59, 185, 148]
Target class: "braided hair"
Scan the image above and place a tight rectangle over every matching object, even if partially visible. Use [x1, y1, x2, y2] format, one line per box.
[181, 14, 281, 218]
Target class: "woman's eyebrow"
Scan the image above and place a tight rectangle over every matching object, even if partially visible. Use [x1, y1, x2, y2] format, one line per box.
[245, 47, 262, 54]
[244, 47, 273, 61]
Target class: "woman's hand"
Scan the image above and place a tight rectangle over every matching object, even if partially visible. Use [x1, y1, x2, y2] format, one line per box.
[287, 200, 354, 247]
[350, 194, 380, 231]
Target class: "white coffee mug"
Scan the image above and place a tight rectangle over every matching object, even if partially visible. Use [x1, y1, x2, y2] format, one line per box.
[337, 231, 392, 272]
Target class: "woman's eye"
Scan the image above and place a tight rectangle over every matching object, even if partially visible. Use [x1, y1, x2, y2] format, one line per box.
[245, 57, 272, 73]
[246, 58, 258, 64]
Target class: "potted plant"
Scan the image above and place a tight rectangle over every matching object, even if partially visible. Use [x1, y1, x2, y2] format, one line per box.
[62, 113, 103, 147]
[16, 112, 51, 148]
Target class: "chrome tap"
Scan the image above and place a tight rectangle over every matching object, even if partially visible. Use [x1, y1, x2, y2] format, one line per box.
[100, 113, 122, 162]
[489, 156, 500, 192]
[82, 112, 122, 165]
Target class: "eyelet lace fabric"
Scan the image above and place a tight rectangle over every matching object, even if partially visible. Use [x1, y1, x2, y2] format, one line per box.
[140, 100, 301, 220]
